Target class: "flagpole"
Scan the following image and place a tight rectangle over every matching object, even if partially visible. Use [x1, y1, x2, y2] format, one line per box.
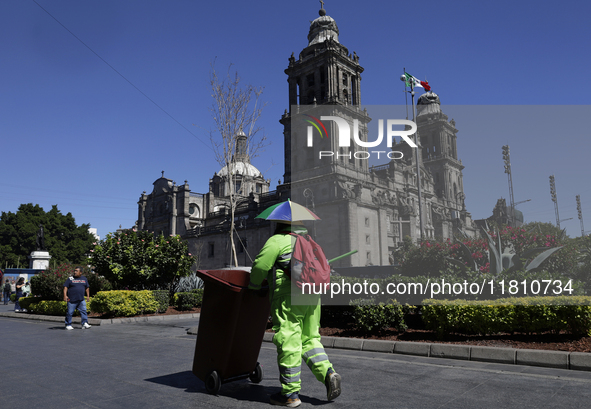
[402, 69, 425, 242]
[404, 68, 409, 120]
[411, 83, 425, 242]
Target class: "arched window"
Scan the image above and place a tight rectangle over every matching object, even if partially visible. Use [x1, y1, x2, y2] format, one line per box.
[189, 204, 200, 218]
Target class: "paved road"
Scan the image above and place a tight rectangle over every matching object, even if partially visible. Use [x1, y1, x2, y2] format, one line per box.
[1, 313, 591, 408]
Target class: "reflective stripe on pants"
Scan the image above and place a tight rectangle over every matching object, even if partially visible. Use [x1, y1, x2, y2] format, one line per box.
[279, 365, 301, 385]
[271, 294, 333, 395]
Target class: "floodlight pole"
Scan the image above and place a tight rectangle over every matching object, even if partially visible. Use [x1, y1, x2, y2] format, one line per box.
[502, 145, 515, 227]
[549, 175, 561, 229]
[577, 195, 585, 237]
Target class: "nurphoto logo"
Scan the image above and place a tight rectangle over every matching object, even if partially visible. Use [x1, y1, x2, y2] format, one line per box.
[302, 111, 417, 160]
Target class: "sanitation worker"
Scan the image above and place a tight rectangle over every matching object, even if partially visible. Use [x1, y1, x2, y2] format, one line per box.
[249, 221, 341, 407]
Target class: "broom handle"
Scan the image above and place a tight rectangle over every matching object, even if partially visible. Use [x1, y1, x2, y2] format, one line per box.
[328, 250, 358, 264]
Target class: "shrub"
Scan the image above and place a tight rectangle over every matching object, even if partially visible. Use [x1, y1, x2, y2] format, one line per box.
[191, 289, 203, 305]
[152, 290, 170, 313]
[321, 305, 355, 328]
[86, 271, 113, 295]
[174, 289, 203, 311]
[30, 263, 112, 300]
[30, 264, 71, 300]
[351, 299, 407, 333]
[422, 296, 591, 337]
[29, 300, 66, 315]
[17, 296, 38, 310]
[395, 236, 450, 277]
[91, 290, 159, 317]
[29, 300, 94, 316]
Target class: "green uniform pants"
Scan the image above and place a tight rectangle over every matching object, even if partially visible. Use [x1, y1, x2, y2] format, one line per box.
[271, 294, 333, 395]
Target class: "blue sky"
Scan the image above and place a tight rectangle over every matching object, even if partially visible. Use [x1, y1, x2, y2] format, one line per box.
[1, 0, 590, 239]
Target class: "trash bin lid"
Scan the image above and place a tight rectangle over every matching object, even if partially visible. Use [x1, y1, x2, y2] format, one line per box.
[196, 269, 251, 291]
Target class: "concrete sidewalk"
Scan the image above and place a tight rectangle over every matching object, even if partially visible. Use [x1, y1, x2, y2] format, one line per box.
[2, 302, 591, 372]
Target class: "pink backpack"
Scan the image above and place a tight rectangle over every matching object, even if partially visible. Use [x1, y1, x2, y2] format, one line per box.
[285, 233, 331, 293]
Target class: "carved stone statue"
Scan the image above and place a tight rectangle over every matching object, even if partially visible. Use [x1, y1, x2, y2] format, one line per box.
[432, 205, 449, 222]
[36, 224, 46, 251]
[371, 189, 382, 205]
[337, 181, 356, 199]
[397, 194, 414, 216]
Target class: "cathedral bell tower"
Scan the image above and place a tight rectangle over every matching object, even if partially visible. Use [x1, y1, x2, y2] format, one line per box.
[416, 92, 465, 211]
[280, 4, 368, 184]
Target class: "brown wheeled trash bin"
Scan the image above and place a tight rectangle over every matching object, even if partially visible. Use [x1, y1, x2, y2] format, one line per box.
[192, 269, 270, 395]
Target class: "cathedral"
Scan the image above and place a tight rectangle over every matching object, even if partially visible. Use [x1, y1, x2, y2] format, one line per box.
[137, 5, 477, 270]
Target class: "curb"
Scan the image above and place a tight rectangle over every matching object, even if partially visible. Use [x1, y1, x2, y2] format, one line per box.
[4, 311, 590, 372]
[262, 332, 591, 372]
[0, 311, 200, 326]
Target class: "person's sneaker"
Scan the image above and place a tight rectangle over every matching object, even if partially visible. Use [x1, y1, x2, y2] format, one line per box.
[65, 325, 74, 330]
[325, 368, 341, 401]
[270, 391, 301, 407]
[82, 322, 91, 329]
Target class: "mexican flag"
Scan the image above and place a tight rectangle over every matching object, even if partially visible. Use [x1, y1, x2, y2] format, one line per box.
[404, 72, 431, 91]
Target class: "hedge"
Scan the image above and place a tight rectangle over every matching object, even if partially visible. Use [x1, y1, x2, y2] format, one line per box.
[16, 296, 38, 311]
[422, 296, 591, 337]
[91, 290, 159, 317]
[350, 299, 407, 333]
[174, 289, 203, 311]
[152, 290, 170, 313]
[29, 300, 94, 316]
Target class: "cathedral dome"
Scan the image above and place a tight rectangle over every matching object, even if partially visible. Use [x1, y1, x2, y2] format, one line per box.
[218, 161, 263, 178]
[417, 91, 441, 117]
[308, 8, 340, 46]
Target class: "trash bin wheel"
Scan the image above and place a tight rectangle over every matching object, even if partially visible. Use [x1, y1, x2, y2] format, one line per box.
[249, 362, 264, 383]
[205, 370, 221, 394]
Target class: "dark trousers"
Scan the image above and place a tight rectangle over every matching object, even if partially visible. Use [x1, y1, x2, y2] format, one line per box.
[14, 292, 23, 310]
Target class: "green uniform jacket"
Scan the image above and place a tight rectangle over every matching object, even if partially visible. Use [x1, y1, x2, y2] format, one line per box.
[248, 225, 307, 298]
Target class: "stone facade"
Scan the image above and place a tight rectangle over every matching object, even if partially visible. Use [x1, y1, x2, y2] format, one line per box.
[137, 5, 478, 269]
[281, 7, 478, 268]
[137, 150, 279, 269]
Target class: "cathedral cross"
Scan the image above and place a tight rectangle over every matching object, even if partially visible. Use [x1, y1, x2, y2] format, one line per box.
[320, 0, 324, 9]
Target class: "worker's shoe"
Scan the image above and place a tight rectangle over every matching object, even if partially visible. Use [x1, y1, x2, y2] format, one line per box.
[325, 368, 341, 401]
[270, 391, 301, 407]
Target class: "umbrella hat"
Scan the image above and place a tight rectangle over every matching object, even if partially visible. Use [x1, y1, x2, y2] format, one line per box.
[255, 200, 320, 222]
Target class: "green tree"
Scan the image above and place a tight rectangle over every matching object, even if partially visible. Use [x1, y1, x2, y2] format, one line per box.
[573, 234, 591, 291]
[522, 221, 568, 239]
[90, 229, 195, 292]
[0, 204, 95, 267]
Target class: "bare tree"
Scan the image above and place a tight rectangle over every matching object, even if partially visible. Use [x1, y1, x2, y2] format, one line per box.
[209, 63, 267, 267]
